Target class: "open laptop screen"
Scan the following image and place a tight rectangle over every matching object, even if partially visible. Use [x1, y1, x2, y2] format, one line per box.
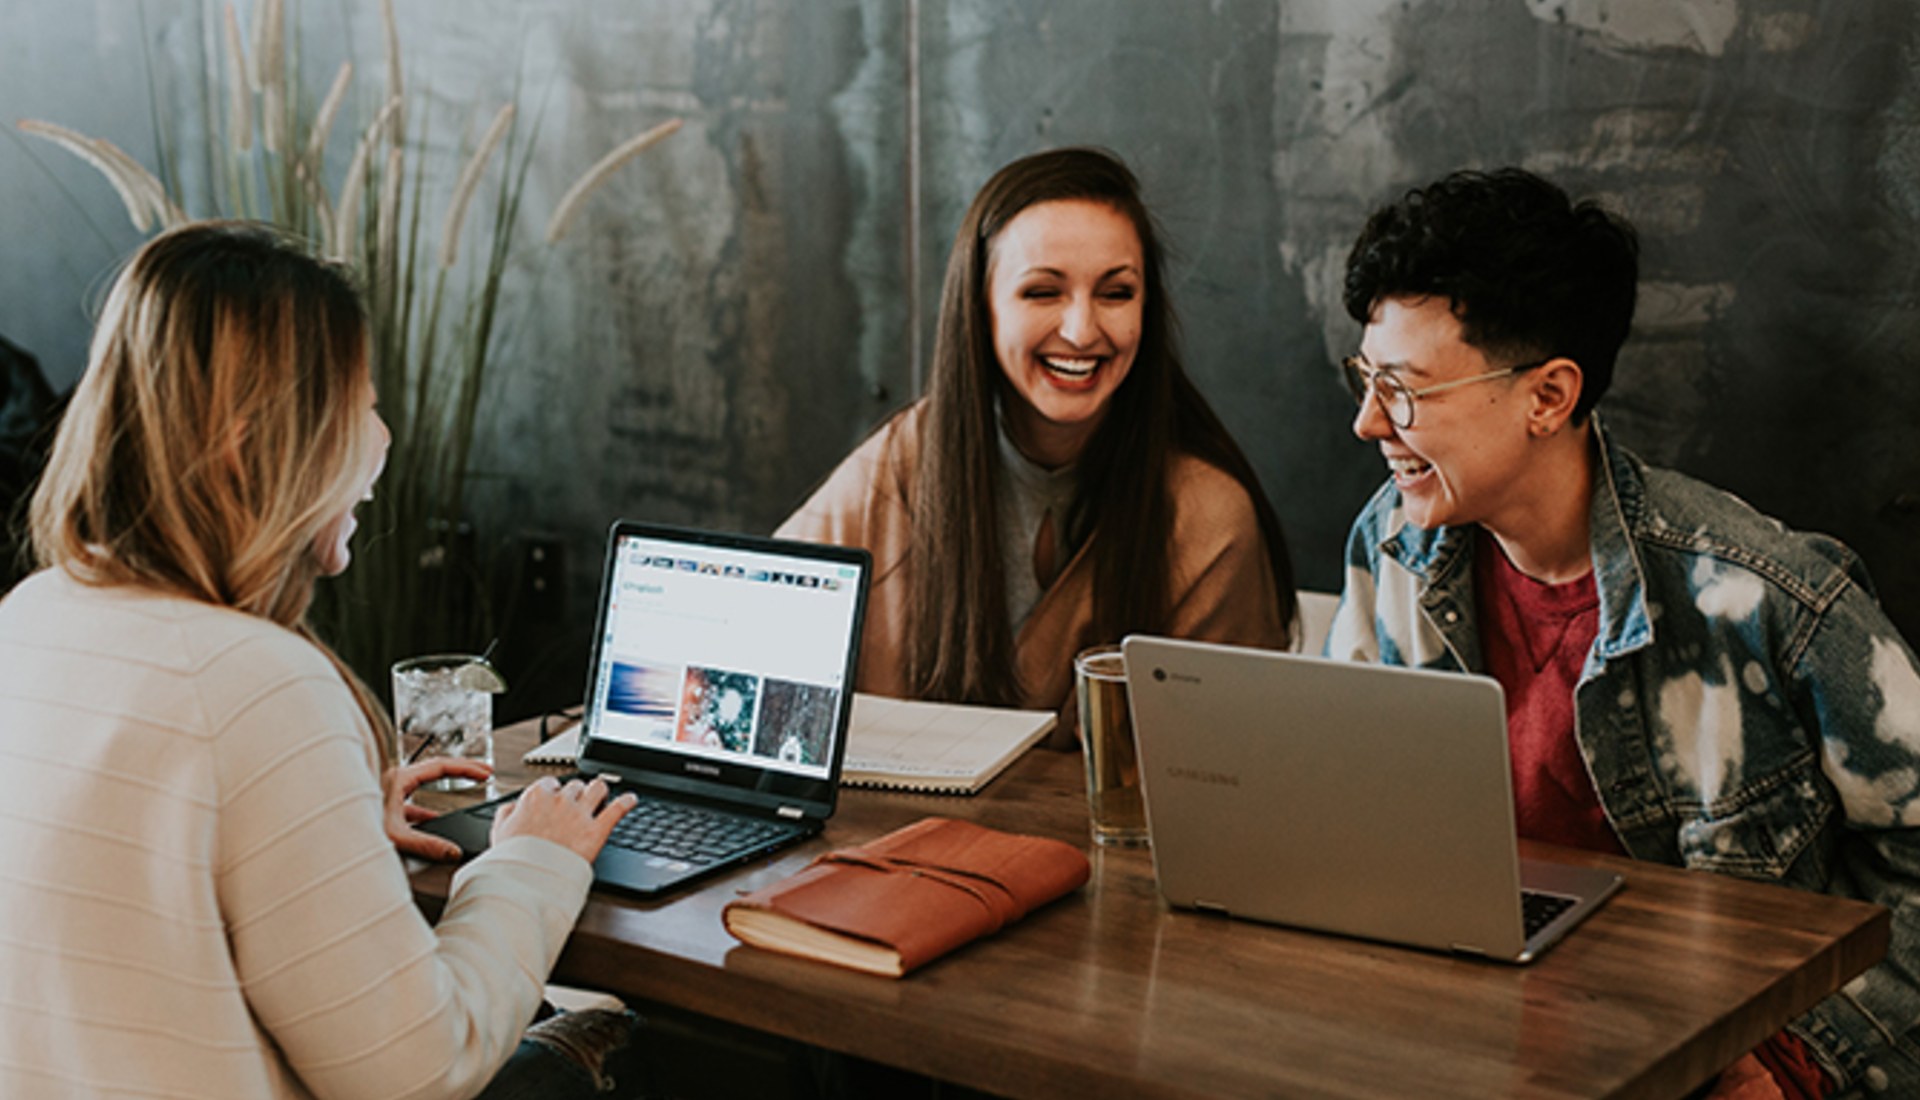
[578, 522, 869, 814]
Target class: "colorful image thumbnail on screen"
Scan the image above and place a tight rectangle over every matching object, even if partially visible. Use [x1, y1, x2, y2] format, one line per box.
[678, 666, 759, 753]
[605, 661, 679, 740]
[753, 680, 840, 766]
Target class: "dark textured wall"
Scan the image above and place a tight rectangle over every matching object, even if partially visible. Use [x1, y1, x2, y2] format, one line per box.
[4, 1, 1917, 711]
[922, 0, 1920, 648]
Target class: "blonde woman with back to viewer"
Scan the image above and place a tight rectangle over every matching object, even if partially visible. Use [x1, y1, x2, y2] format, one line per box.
[0, 222, 651, 1099]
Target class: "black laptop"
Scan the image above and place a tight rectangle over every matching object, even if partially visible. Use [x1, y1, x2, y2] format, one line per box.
[420, 520, 871, 897]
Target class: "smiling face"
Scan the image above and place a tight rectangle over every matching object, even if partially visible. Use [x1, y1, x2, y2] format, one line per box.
[311, 376, 391, 577]
[986, 199, 1144, 466]
[1352, 294, 1546, 532]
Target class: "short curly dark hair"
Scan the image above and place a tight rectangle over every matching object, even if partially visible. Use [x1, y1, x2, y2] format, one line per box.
[1342, 168, 1639, 421]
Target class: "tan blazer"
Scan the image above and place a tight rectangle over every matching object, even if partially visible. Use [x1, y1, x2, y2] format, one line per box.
[777, 402, 1290, 744]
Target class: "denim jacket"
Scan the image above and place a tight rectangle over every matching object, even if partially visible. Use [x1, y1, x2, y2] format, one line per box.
[1326, 423, 1920, 1096]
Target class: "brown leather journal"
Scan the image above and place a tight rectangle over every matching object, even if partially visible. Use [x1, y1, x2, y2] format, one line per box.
[721, 816, 1091, 977]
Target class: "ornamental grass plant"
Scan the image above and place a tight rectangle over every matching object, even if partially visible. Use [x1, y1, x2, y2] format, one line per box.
[19, 0, 679, 699]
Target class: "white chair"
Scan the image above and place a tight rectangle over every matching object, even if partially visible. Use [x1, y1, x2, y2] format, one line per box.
[1291, 590, 1341, 655]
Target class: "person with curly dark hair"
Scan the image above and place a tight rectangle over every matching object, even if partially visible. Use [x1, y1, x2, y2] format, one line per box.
[1328, 168, 1920, 1098]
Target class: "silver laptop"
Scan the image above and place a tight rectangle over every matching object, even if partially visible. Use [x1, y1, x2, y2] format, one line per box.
[422, 520, 870, 897]
[1122, 637, 1621, 963]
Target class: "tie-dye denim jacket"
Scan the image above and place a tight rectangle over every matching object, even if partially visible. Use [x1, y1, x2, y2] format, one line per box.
[1326, 424, 1920, 1096]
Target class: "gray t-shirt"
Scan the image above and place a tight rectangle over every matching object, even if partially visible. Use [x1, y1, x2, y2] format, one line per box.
[995, 421, 1082, 631]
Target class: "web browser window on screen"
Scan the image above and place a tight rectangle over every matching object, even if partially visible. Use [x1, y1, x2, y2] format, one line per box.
[588, 534, 862, 779]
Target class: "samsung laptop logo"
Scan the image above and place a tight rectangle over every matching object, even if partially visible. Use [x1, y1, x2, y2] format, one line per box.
[1166, 765, 1239, 787]
[684, 761, 722, 777]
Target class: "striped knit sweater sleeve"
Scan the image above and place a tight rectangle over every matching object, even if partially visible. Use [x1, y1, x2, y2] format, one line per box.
[0, 569, 592, 1100]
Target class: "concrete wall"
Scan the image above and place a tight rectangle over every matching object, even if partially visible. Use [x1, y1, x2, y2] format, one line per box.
[5, 0, 1917, 709]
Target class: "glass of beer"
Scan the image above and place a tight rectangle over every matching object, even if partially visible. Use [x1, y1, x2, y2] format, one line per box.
[1075, 645, 1147, 847]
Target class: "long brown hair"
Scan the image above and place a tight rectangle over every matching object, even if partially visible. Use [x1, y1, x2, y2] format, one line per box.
[907, 147, 1295, 704]
[30, 221, 395, 764]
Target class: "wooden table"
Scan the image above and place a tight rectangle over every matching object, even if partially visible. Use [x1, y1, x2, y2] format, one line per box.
[410, 719, 1889, 1100]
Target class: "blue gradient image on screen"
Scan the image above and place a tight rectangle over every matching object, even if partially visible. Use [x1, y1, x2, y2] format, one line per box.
[605, 661, 681, 741]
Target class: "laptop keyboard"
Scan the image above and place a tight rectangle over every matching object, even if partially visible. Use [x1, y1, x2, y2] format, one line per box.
[606, 799, 794, 865]
[468, 795, 794, 867]
[1522, 890, 1578, 938]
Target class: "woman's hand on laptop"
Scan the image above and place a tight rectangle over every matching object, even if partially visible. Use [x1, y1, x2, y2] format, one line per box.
[385, 758, 494, 861]
[494, 776, 640, 864]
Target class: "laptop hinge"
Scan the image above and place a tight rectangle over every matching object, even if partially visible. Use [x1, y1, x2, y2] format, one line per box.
[776, 805, 804, 819]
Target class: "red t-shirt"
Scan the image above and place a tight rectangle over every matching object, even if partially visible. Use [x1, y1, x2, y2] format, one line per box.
[1473, 536, 1829, 1097]
[1473, 536, 1622, 855]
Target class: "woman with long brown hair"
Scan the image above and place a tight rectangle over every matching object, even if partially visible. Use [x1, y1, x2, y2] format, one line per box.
[0, 222, 645, 1098]
[781, 147, 1294, 734]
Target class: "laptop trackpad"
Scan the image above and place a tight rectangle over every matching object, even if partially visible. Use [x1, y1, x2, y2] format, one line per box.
[1519, 857, 1623, 901]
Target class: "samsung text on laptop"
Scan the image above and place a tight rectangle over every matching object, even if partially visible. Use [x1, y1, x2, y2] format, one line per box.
[422, 521, 871, 897]
[1122, 637, 1621, 964]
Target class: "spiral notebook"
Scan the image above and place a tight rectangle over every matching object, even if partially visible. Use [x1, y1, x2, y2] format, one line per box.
[527, 693, 1054, 795]
[840, 694, 1054, 794]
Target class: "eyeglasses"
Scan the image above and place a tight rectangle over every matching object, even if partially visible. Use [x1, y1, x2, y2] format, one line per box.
[1340, 355, 1550, 429]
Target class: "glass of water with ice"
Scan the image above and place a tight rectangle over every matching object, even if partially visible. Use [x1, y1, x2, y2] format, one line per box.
[391, 654, 503, 790]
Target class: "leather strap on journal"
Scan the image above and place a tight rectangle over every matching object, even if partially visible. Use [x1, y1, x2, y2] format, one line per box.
[810, 851, 1026, 930]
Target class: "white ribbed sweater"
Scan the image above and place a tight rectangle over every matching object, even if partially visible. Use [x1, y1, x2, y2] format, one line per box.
[0, 570, 592, 1099]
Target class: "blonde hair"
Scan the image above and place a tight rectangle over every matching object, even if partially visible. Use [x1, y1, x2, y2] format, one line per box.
[31, 221, 394, 765]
